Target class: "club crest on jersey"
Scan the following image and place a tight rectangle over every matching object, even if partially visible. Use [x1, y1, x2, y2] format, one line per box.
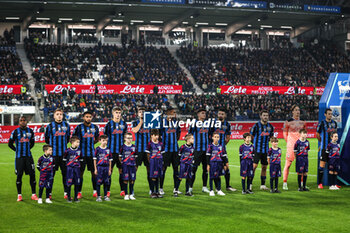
[119, 125, 125, 130]
[62, 126, 67, 131]
[91, 128, 96, 133]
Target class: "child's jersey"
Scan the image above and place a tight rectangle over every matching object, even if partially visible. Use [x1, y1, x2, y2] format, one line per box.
[206, 143, 228, 163]
[239, 144, 255, 160]
[146, 141, 165, 159]
[267, 147, 282, 165]
[294, 139, 310, 157]
[120, 144, 137, 166]
[178, 144, 195, 165]
[64, 148, 82, 167]
[326, 142, 340, 160]
[37, 155, 55, 172]
[94, 146, 112, 167]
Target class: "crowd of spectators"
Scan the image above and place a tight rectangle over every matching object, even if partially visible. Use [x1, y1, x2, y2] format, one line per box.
[25, 39, 194, 92]
[43, 93, 171, 122]
[0, 29, 28, 85]
[176, 46, 328, 92]
[0, 29, 33, 106]
[306, 39, 350, 73]
[99, 44, 194, 91]
[175, 93, 320, 121]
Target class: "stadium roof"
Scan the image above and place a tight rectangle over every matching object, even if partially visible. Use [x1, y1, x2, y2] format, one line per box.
[0, 0, 347, 33]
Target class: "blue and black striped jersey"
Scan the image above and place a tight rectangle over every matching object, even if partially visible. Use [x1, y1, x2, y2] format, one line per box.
[104, 119, 127, 154]
[160, 119, 181, 152]
[132, 119, 150, 153]
[9, 127, 35, 158]
[317, 120, 337, 151]
[45, 121, 71, 157]
[188, 120, 209, 152]
[250, 121, 274, 154]
[72, 123, 99, 157]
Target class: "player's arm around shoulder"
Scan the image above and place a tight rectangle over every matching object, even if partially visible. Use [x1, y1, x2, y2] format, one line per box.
[132, 120, 143, 133]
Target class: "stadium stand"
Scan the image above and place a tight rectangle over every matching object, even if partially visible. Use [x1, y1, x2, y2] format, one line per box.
[176, 46, 328, 92]
[175, 94, 320, 121]
[24, 39, 195, 92]
[43, 93, 171, 122]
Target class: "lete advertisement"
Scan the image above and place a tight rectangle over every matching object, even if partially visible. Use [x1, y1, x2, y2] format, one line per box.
[45, 85, 182, 95]
[221, 85, 323, 95]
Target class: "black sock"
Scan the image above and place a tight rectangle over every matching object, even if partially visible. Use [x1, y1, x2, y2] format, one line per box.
[74, 185, 79, 199]
[30, 174, 36, 194]
[185, 179, 190, 192]
[334, 174, 338, 186]
[298, 175, 302, 188]
[119, 175, 124, 192]
[155, 179, 159, 193]
[79, 177, 83, 192]
[318, 168, 324, 184]
[107, 176, 111, 192]
[39, 187, 44, 198]
[303, 175, 307, 188]
[209, 178, 214, 191]
[202, 169, 208, 187]
[261, 176, 266, 186]
[96, 185, 100, 197]
[147, 170, 152, 191]
[160, 168, 166, 189]
[46, 188, 51, 199]
[124, 182, 128, 195]
[242, 178, 246, 191]
[173, 168, 179, 190]
[104, 185, 108, 197]
[129, 183, 134, 195]
[62, 169, 67, 193]
[247, 177, 252, 190]
[150, 179, 154, 194]
[275, 178, 278, 190]
[270, 178, 274, 190]
[16, 176, 22, 195]
[332, 174, 336, 186]
[175, 178, 180, 191]
[92, 174, 97, 190]
[225, 169, 230, 188]
[67, 186, 71, 199]
[217, 178, 221, 191]
[191, 166, 197, 187]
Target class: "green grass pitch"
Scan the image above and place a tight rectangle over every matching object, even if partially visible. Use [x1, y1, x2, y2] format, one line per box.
[1, 139, 350, 233]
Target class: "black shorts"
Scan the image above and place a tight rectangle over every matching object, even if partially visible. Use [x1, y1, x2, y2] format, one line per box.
[163, 152, 180, 167]
[80, 157, 95, 172]
[53, 156, 66, 172]
[136, 152, 149, 167]
[111, 153, 121, 169]
[193, 151, 207, 167]
[15, 157, 35, 176]
[253, 153, 268, 165]
[320, 149, 329, 163]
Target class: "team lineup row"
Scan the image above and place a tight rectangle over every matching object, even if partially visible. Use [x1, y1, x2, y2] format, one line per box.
[8, 105, 339, 203]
